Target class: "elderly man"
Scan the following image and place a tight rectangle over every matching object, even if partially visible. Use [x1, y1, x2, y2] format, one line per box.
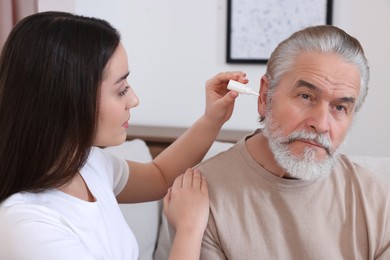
[198, 25, 390, 259]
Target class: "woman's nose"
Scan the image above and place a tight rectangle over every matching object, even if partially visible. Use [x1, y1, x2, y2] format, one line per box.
[126, 87, 139, 110]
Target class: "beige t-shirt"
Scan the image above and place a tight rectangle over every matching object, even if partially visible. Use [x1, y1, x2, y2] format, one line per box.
[198, 136, 390, 260]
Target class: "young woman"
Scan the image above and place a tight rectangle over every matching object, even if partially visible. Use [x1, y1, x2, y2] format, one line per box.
[0, 11, 248, 259]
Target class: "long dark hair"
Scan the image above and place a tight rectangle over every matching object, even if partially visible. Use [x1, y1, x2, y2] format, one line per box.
[0, 11, 120, 202]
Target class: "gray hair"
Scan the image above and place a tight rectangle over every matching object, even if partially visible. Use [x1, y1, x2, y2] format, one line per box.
[264, 25, 369, 119]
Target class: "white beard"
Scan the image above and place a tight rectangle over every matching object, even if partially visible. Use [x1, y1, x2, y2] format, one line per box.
[262, 116, 341, 181]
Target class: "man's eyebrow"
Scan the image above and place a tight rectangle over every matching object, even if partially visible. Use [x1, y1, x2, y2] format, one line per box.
[334, 96, 356, 105]
[296, 80, 356, 104]
[295, 80, 321, 92]
[115, 71, 130, 84]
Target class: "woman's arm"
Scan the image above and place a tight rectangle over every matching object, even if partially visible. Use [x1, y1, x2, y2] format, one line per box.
[117, 71, 247, 203]
[163, 168, 209, 260]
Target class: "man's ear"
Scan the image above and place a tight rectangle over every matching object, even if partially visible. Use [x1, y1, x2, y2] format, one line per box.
[258, 75, 269, 117]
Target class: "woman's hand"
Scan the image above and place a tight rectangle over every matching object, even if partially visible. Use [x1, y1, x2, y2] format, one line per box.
[204, 71, 248, 126]
[163, 168, 209, 234]
[163, 168, 209, 260]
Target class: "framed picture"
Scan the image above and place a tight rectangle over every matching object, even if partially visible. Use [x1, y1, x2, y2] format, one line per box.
[226, 0, 333, 64]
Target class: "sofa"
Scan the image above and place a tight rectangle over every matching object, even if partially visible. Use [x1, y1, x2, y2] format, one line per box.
[105, 139, 390, 260]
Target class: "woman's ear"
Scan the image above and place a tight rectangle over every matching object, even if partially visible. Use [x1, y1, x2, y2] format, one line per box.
[258, 75, 269, 117]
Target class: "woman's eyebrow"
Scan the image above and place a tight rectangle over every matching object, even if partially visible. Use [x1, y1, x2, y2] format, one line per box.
[115, 71, 130, 84]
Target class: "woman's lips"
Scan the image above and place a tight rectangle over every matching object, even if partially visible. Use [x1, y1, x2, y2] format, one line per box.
[122, 118, 130, 129]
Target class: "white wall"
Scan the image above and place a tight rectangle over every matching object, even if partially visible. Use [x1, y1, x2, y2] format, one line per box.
[39, 0, 390, 157]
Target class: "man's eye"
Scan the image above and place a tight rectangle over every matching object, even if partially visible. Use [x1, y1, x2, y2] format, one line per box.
[300, 93, 311, 100]
[335, 105, 346, 112]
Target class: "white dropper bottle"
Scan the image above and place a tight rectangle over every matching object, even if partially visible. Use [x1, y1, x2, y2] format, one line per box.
[227, 79, 259, 96]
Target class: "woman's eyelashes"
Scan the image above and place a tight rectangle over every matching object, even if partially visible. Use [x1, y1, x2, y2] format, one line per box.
[119, 86, 130, 96]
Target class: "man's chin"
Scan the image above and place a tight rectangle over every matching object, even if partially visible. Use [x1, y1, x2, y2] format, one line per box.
[281, 155, 338, 181]
[291, 153, 330, 163]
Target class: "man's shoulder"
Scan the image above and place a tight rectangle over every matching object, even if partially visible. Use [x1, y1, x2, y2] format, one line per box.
[336, 154, 390, 195]
[338, 154, 390, 178]
[343, 154, 390, 179]
[197, 141, 241, 171]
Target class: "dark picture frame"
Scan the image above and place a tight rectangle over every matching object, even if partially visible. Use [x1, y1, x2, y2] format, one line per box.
[226, 0, 333, 64]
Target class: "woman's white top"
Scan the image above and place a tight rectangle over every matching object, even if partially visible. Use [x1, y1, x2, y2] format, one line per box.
[0, 147, 138, 260]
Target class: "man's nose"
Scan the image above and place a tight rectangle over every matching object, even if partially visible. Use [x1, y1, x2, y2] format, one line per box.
[305, 103, 330, 134]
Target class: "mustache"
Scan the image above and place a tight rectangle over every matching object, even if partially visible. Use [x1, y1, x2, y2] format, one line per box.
[282, 131, 333, 155]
